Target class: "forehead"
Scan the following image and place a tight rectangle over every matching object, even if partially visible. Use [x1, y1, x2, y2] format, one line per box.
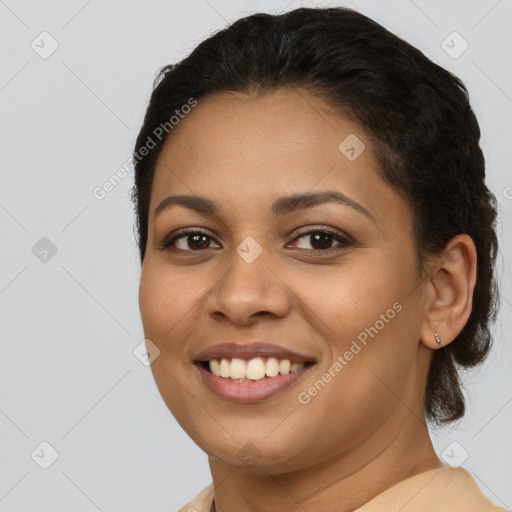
[150, 88, 407, 224]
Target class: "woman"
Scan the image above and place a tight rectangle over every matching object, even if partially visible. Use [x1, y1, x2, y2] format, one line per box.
[131, 6, 506, 511]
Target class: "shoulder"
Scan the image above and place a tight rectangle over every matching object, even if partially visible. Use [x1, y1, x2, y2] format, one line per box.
[178, 470, 509, 512]
[177, 483, 215, 512]
[355, 466, 508, 512]
[441, 467, 509, 512]
[433, 467, 508, 511]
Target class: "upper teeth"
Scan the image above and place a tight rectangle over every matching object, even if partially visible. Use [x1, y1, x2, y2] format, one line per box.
[209, 358, 305, 380]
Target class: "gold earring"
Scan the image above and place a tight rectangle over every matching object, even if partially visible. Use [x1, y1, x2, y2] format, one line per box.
[434, 332, 442, 346]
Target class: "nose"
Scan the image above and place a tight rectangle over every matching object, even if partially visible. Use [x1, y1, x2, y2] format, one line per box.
[207, 248, 292, 326]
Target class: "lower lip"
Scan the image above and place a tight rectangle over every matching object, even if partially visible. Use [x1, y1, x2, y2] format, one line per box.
[196, 363, 315, 404]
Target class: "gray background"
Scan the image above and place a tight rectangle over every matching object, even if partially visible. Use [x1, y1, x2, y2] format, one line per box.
[0, 0, 511, 510]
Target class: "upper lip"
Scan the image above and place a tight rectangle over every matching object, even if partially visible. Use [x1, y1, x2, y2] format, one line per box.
[193, 342, 317, 363]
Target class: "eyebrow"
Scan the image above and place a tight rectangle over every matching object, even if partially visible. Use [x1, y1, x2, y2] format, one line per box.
[153, 190, 374, 220]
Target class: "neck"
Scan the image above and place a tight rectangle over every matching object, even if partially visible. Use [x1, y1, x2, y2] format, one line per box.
[208, 414, 442, 512]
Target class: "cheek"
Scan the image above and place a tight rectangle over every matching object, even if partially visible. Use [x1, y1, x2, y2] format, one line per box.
[295, 259, 421, 405]
[290, 311, 418, 468]
[138, 270, 168, 341]
[138, 263, 203, 426]
[138, 261, 199, 365]
[301, 261, 405, 340]
[139, 260, 198, 330]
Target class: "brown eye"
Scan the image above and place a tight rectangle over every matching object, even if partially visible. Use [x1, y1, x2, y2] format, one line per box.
[160, 230, 221, 252]
[182, 233, 211, 250]
[289, 229, 353, 252]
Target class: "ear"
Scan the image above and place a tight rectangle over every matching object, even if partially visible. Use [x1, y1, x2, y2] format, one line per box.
[420, 234, 477, 349]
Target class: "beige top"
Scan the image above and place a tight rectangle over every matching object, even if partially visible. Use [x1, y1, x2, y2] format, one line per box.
[177, 466, 508, 512]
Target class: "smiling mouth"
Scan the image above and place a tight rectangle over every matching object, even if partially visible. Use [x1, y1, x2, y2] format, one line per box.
[197, 357, 316, 382]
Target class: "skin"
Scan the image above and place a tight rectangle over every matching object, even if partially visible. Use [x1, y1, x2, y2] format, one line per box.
[138, 88, 477, 511]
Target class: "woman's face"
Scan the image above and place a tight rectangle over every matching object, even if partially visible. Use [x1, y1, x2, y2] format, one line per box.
[139, 88, 433, 473]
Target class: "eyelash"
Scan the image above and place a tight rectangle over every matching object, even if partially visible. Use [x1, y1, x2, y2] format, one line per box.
[159, 227, 353, 254]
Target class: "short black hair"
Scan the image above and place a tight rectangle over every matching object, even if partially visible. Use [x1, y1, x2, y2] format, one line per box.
[131, 6, 499, 425]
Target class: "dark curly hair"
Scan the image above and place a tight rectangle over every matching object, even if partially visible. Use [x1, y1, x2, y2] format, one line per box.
[130, 6, 499, 425]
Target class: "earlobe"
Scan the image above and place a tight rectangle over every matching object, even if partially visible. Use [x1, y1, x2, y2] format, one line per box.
[420, 234, 477, 350]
